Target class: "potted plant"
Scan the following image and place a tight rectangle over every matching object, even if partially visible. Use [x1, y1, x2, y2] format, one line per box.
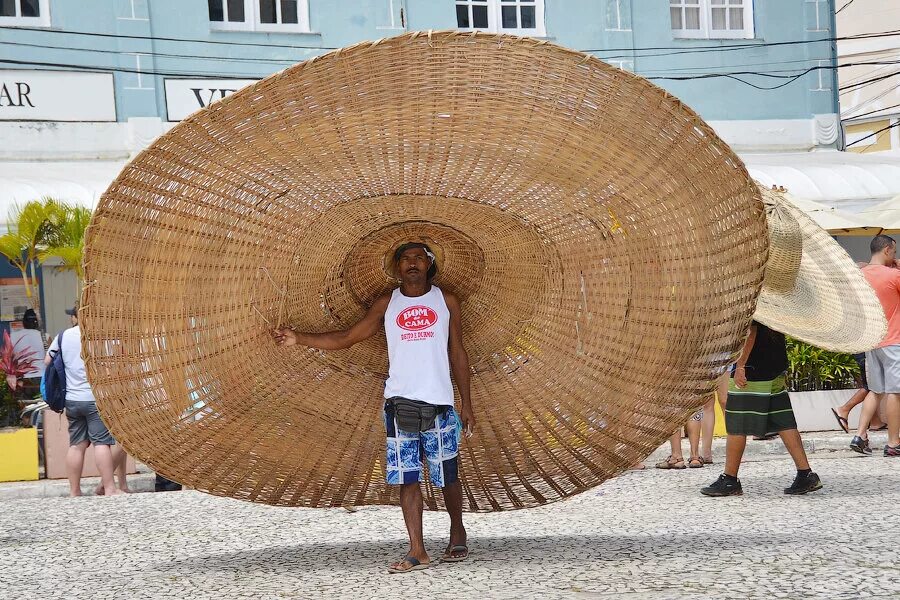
[0, 330, 41, 482]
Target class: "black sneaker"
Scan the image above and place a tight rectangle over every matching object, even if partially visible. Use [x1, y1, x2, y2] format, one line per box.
[850, 436, 872, 455]
[784, 471, 823, 495]
[700, 474, 743, 497]
[884, 444, 900, 457]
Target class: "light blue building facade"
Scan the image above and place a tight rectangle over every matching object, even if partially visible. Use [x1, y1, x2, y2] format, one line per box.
[0, 0, 839, 142]
[0, 0, 846, 331]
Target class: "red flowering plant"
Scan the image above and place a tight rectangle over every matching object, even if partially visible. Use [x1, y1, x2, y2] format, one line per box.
[0, 331, 38, 392]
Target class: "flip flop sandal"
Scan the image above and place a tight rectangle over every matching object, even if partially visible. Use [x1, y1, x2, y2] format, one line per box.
[688, 457, 704, 468]
[655, 456, 686, 470]
[869, 424, 888, 432]
[831, 408, 850, 433]
[387, 555, 430, 574]
[442, 544, 469, 563]
[700, 457, 714, 465]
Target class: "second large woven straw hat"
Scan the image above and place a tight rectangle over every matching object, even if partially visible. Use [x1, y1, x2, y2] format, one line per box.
[81, 31, 769, 511]
[754, 185, 887, 353]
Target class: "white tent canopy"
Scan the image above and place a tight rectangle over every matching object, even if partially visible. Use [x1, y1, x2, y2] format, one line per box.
[781, 193, 879, 235]
[862, 197, 900, 233]
[0, 160, 126, 226]
[742, 150, 900, 213]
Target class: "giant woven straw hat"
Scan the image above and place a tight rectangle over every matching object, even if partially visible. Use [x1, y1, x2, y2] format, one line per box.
[82, 31, 768, 511]
[754, 185, 887, 353]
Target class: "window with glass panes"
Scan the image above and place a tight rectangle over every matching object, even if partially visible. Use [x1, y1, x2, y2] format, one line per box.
[670, 0, 753, 39]
[208, 0, 309, 32]
[0, 0, 49, 26]
[455, 0, 544, 36]
[605, 0, 632, 32]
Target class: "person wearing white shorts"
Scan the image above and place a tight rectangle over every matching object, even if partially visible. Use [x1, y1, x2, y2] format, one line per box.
[854, 235, 900, 457]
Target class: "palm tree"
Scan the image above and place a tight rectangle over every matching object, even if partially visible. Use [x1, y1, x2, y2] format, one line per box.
[39, 205, 92, 281]
[0, 198, 66, 316]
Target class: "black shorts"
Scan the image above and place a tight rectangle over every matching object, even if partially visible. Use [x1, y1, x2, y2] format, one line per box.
[852, 353, 868, 391]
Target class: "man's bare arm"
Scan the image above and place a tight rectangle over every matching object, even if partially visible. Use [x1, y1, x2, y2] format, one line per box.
[444, 290, 475, 433]
[273, 294, 390, 350]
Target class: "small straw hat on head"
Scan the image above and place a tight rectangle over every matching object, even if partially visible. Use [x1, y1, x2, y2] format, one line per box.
[754, 185, 887, 353]
[81, 31, 768, 511]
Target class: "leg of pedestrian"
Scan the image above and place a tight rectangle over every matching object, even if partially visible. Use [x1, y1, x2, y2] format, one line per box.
[700, 394, 716, 464]
[779, 429, 822, 494]
[66, 440, 89, 497]
[113, 444, 130, 492]
[441, 479, 468, 562]
[656, 430, 686, 469]
[388, 482, 430, 573]
[687, 411, 703, 468]
[850, 392, 879, 455]
[93, 443, 123, 496]
[884, 392, 900, 455]
[700, 434, 745, 496]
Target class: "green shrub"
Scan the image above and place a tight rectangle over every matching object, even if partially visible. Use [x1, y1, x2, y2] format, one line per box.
[786, 337, 861, 392]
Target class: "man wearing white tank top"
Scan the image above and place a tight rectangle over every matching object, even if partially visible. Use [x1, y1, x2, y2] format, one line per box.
[274, 242, 475, 573]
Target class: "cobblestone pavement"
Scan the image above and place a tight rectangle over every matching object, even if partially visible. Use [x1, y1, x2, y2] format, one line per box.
[2, 454, 898, 599]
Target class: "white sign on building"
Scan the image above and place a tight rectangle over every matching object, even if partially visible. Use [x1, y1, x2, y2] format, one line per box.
[0, 70, 116, 121]
[164, 78, 259, 122]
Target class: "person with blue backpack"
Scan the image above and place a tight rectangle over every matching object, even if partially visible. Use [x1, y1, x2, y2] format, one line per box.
[45, 305, 128, 497]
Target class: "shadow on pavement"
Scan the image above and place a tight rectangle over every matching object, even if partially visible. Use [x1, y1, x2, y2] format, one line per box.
[160, 531, 793, 573]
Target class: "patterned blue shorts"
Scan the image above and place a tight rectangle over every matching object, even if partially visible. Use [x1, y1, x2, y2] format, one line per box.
[383, 401, 461, 488]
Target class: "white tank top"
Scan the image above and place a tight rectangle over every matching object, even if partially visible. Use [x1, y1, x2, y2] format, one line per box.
[383, 285, 454, 406]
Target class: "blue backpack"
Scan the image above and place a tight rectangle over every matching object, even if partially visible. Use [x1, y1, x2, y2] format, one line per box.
[43, 329, 67, 413]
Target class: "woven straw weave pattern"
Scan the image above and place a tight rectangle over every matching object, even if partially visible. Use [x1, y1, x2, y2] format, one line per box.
[82, 31, 767, 511]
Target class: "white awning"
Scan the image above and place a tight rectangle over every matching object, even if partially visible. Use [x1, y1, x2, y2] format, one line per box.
[0, 159, 126, 225]
[861, 197, 900, 233]
[781, 193, 880, 235]
[741, 150, 900, 213]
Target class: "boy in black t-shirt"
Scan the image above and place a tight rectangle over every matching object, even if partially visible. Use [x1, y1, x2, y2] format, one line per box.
[701, 321, 823, 497]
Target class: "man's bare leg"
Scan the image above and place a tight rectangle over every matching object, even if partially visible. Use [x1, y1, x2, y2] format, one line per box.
[441, 480, 467, 560]
[66, 441, 89, 497]
[93, 444, 124, 496]
[885, 393, 900, 447]
[778, 429, 811, 471]
[836, 388, 885, 429]
[723, 434, 747, 477]
[716, 372, 729, 411]
[391, 482, 428, 569]
[855, 392, 881, 439]
[700, 395, 716, 462]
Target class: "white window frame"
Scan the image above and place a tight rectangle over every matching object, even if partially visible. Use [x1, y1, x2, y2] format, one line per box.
[0, 0, 50, 27]
[606, 0, 631, 32]
[209, 0, 311, 33]
[671, 0, 754, 40]
[455, 0, 546, 37]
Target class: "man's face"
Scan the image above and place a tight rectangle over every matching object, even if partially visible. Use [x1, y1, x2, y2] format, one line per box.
[887, 242, 897, 262]
[397, 248, 431, 283]
[70, 314, 78, 327]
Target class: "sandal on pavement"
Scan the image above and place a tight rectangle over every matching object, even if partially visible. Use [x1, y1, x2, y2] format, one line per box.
[442, 544, 469, 563]
[655, 455, 686, 470]
[387, 555, 430, 574]
[869, 424, 888, 432]
[700, 456, 713, 465]
[831, 408, 849, 433]
[688, 456, 704, 468]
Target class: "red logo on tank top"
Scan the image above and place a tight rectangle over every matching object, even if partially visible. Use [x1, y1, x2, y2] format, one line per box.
[397, 306, 438, 331]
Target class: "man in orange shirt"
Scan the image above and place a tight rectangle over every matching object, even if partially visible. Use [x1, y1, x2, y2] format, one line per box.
[852, 235, 900, 456]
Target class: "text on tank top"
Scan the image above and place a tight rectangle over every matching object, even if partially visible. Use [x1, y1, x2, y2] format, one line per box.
[383, 285, 454, 406]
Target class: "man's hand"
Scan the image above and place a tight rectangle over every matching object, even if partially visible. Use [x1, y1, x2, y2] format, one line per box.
[273, 328, 298, 347]
[734, 366, 748, 389]
[460, 405, 476, 438]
